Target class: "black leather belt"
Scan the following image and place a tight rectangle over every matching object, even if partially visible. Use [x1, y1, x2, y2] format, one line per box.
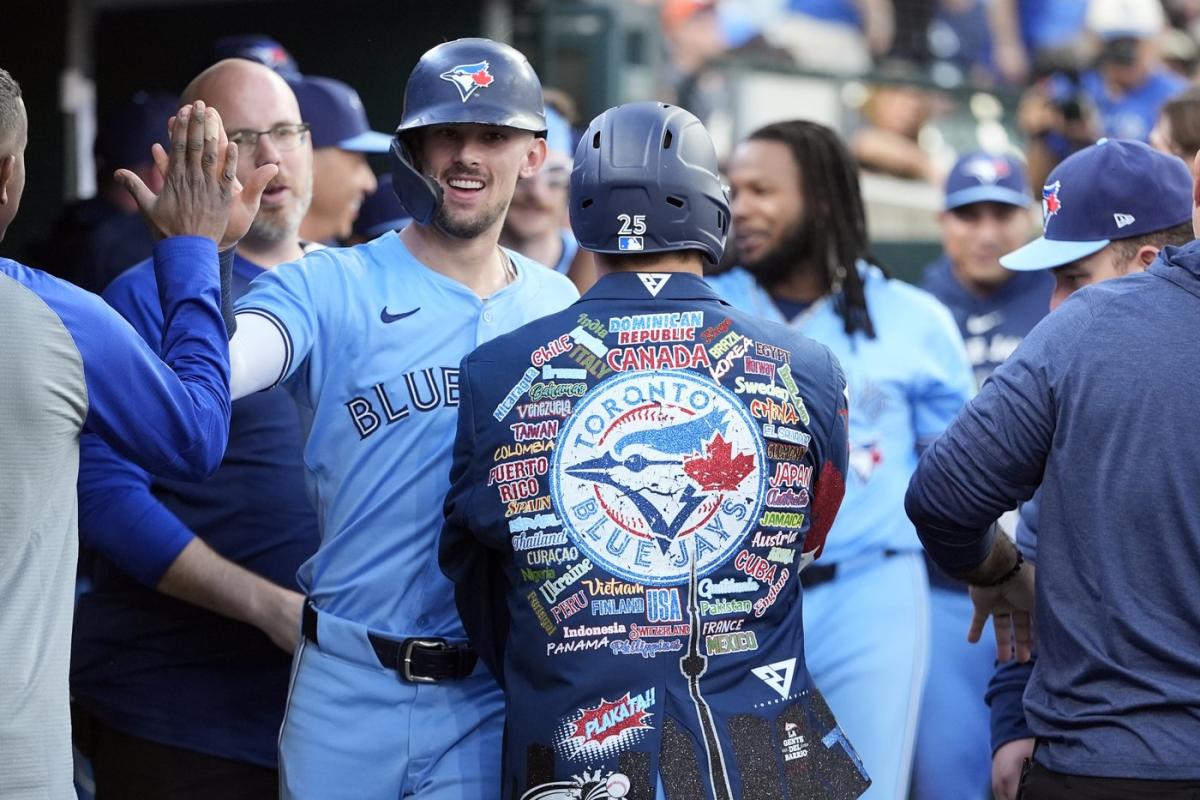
[800, 549, 901, 590]
[302, 602, 477, 683]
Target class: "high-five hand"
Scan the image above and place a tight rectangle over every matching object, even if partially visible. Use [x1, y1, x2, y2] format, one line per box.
[118, 101, 276, 249]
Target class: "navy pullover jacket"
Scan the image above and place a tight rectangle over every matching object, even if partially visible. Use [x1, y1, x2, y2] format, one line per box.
[906, 240, 1200, 779]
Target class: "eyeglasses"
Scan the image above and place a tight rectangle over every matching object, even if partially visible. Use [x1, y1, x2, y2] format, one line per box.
[227, 123, 311, 152]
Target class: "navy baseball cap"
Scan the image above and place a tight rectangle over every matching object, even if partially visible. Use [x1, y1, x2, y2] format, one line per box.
[288, 75, 391, 153]
[1000, 139, 1193, 272]
[94, 91, 180, 173]
[944, 152, 1030, 211]
[212, 34, 301, 79]
[353, 174, 411, 239]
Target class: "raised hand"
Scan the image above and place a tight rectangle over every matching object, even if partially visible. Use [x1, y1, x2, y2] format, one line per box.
[118, 101, 276, 249]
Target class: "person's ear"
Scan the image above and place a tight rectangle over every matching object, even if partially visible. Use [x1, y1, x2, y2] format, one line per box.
[0, 154, 14, 206]
[519, 137, 548, 180]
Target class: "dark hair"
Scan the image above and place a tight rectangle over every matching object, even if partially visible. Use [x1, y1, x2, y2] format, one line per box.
[1109, 220, 1194, 266]
[1159, 86, 1200, 161]
[745, 120, 880, 338]
[0, 69, 23, 147]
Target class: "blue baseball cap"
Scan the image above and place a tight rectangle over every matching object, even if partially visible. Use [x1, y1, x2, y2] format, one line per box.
[212, 34, 301, 79]
[1000, 139, 1193, 272]
[94, 91, 180, 173]
[944, 152, 1030, 211]
[288, 75, 391, 153]
[353, 174, 411, 239]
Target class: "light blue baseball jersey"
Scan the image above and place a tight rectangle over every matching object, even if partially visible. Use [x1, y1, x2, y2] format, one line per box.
[235, 231, 578, 637]
[708, 265, 972, 563]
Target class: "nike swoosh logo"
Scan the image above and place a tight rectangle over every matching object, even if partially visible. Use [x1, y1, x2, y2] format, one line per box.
[380, 307, 420, 324]
[965, 311, 1003, 335]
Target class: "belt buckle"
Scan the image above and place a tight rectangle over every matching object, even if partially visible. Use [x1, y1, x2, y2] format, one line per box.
[401, 638, 450, 684]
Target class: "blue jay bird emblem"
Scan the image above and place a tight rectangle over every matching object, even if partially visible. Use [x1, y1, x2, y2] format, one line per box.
[440, 61, 495, 102]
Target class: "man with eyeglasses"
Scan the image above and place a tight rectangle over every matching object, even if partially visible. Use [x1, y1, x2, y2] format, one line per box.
[501, 106, 595, 290]
[71, 58, 320, 799]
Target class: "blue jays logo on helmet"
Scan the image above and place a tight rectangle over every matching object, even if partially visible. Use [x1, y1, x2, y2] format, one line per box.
[1042, 181, 1063, 231]
[439, 61, 495, 102]
[962, 156, 1011, 185]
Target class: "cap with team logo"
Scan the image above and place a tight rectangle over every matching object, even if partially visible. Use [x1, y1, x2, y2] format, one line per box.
[1000, 139, 1193, 272]
[288, 75, 392, 153]
[944, 151, 1030, 210]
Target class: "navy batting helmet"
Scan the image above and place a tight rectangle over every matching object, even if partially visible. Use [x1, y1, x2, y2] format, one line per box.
[570, 101, 729, 265]
[390, 38, 547, 225]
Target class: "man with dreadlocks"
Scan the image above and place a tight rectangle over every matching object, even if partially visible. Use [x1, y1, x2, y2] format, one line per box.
[708, 119, 973, 800]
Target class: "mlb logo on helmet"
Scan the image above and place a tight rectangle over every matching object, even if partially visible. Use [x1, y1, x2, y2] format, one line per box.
[440, 61, 495, 102]
[619, 236, 644, 251]
[1042, 181, 1063, 231]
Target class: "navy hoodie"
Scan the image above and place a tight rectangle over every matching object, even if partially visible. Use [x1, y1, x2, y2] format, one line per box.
[906, 240, 1200, 779]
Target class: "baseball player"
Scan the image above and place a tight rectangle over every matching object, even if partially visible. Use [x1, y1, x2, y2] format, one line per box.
[441, 100, 869, 800]
[220, 39, 578, 798]
[0, 73, 270, 797]
[976, 139, 1195, 800]
[911, 151, 1048, 800]
[707, 120, 974, 799]
[906, 138, 1200, 799]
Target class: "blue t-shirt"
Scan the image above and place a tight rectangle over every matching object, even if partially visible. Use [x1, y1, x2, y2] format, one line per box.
[708, 265, 973, 562]
[71, 253, 320, 768]
[919, 256, 1052, 390]
[1081, 68, 1189, 142]
[235, 232, 579, 637]
[789, 0, 860, 27]
[1019, 0, 1088, 52]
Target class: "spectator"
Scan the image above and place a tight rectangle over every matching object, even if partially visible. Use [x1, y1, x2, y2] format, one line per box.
[709, 119, 974, 800]
[911, 151, 1049, 800]
[71, 58, 320, 800]
[290, 75, 390, 245]
[1150, 83, 1200, 158]
[34, 92, 177, 293]
[1079, 0, 1187, 142]
[851, 66, 937, 182]
[769, 0, 895, 74]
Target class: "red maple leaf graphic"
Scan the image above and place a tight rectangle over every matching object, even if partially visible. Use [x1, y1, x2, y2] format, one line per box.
[471, 69, 494, 87]
[683, 433, 755, 491]
[569, 693, 653, 749]
[1045, 194, 1059, 214]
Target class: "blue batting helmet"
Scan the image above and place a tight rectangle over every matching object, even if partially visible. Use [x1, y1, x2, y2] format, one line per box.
[570, 101, 729, 265]
[390, 38, 547, 225]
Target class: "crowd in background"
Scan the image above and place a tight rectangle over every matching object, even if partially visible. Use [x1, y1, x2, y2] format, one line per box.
[6, 1, 1200, 799]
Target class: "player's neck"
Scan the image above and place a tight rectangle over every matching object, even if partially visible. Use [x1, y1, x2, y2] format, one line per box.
[401, 222, 513, 298]
[498, 227, 561, 270]
[770, 261, 828, 303]
[238, 237, 305, 269]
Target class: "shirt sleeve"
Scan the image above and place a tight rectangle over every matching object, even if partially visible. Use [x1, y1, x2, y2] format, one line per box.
[41, 236, 231, 479]
[75, 264, 199, 587]
[233, 250, 340, 389]
[986, 657, 1035, 752]
[803, 346, 850, 562]
[911, 299, 975, 452]
[904, 298, 1089, 574]
[439, 355, 509, 685]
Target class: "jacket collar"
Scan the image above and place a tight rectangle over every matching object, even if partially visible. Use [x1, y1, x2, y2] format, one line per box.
[581, 271, 731, 305]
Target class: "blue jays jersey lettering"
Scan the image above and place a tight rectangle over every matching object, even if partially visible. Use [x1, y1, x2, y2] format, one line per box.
[235, 231, 578, 636]
[441, 272, 868, 799]
[708, 265, 973, 563]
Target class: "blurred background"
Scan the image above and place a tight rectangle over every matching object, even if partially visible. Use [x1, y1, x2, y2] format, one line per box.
[6, 0, 1200, 282]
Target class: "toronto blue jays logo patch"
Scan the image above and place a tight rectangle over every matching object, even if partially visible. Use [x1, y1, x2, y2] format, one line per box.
[440, 60, 495, 102]
[550, 371, 766, 586]
[1041, 180, 1062, 231]
[962, 156, 1010, 185]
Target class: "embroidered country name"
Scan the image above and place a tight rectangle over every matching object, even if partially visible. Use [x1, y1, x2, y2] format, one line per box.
[488, 456, 549, 485]
[606, 344, 711, 372]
